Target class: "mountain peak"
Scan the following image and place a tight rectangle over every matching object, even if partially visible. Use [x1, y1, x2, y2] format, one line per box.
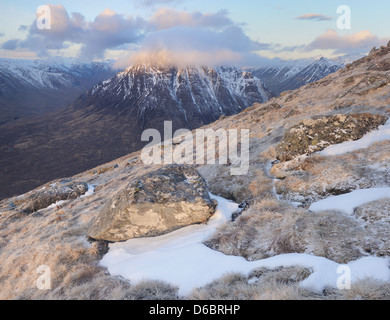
[87, 64, 273, 130]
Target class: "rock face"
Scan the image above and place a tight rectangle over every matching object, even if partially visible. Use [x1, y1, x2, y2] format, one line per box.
[84, 65, 273, 130]
[17, 180, 89, 213]
[276, 113, 388, 162]
[88, 165, 217, 242]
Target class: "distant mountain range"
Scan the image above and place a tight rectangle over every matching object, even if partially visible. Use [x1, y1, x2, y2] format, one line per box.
[0, 54, 363, 126]
[0, 59, 116, 124]
[248, 56, 354, 96]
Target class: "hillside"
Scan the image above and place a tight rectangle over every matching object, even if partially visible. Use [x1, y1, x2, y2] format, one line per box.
[0, 44, 390, 300]
[0, 65, 272, 200]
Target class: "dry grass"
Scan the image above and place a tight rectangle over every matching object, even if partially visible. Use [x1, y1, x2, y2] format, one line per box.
[188, 267, 329, 300]
[200, 161, 275, 204]
[341, 278, 390, 300]
[187, 265, 390, 300]
[271, 141, 390, 205]
[205, 198, 389, 263]
[354, 198, 390, 223]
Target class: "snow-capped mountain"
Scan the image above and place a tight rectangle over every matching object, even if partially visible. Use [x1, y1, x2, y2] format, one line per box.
[333, 53, 366, 66]
[250, 57, 345, 96]
[83, 65, 273, 130]
[0, 64, 272, 200]
[0, 59, 116, 124]
[0, 58, 114, 90]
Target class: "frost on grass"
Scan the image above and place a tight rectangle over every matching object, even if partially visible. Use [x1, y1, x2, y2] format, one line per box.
[188, 265, 390, 300]
[271, 140, 390, 206]
[354, 198, 390, 223]
[205, 198, 390, 263]
[188, 267, 313, 300]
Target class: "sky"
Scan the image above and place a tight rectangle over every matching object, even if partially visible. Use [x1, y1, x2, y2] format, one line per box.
[0, 0, 389, 66]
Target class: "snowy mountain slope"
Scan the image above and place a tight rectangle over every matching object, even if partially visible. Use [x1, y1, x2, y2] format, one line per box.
[0, 58, 114, 90]
[0, 59, 116, 124]
[85, 65, 273, 129]
[333, 53, 366, 66]
[250, 57, 345, 96]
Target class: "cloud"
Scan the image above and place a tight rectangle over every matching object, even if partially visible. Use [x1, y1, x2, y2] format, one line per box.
[78, 8, 145, 59]
[136, 0, 183, 7]
[149, 8, 234, 30]
[296, 13, 332, 21]
[4, 5, 271, 66]
[0, 32, 5, 38]
[1, 39, 19, 50]
[125, 47, 241, 68]
[116, 25, 269, 67]
[6, 5, 145, 59]
[307, 29, 385, 53]
[18, 25, 29, 32]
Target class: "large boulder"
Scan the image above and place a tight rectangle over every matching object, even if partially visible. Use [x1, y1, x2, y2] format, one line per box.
[276, 113, 388, 162]
[88, 165, 217, 242]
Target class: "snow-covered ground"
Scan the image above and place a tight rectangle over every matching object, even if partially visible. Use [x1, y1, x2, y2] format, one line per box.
[309, 188, 390, 215]
[100, 194, 390, 296]
[320, 120, 390, 156]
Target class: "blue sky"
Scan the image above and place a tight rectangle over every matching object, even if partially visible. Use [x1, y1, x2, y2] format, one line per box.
[0, 0, 389, 64]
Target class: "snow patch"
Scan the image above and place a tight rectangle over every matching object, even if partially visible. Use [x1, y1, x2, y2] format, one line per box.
[47, 200, 66, 210]
[80, 184, 95, 198]
[99, 194, 390, 296]
[309, 187, 390, 215]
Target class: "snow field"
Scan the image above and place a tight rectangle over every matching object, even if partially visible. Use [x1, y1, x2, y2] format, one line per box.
[100, 194, 390, 296]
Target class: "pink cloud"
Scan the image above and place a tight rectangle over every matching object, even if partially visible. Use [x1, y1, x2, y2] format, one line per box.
[296, 13, 332, 21]
[149, 8, 233, 30]
[308, 29, 385, 51]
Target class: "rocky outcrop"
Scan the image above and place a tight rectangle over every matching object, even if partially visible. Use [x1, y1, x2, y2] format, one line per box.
[88, 165, 217, 242]
[16, 180, 89, 214]
[276, 113, 388, 162]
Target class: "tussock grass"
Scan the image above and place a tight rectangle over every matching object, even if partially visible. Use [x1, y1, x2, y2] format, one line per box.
[188, 267, 322, 300]
[271, 141, 390, 205]
[341, 278, 390, 300]
[188, 267, 390, 300]
[354, 198, 390, 223]
[205, 198, 389, 263]
[201, 164, 275, 203]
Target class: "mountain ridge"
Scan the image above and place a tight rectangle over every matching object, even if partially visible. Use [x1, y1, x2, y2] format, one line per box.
[1, 45, 390, 300]
[0, 64, 272, 200]
[250, 56, 346, 96]
[0, 59, 116, 125]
